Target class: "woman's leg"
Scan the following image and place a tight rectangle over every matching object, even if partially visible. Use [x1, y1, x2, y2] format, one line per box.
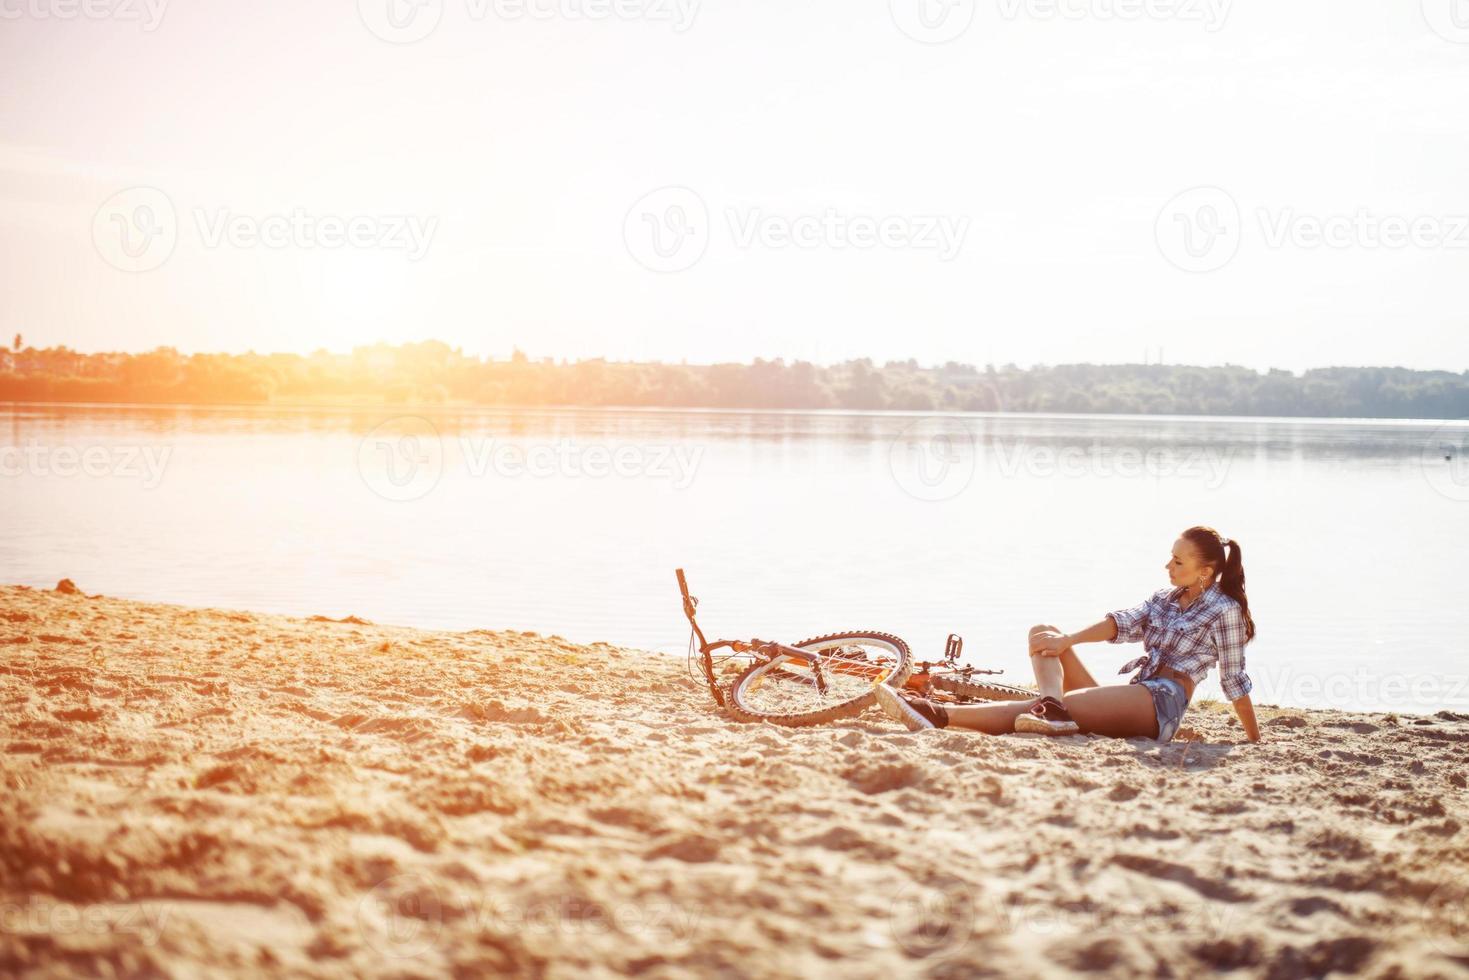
[946, 683, 1159, 737]
[946, 625, 1156, 737]
[1028, 623, 1099, 695]
[943, 697, 1042, 735]
[1060, 684, 1160, 739]
[943, 623, 1094, 735]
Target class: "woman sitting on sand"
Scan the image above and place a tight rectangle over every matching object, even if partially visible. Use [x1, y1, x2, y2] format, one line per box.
[874, 526, 1260, 743]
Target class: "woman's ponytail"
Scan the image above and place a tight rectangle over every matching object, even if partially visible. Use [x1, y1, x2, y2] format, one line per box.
[1182, 526, 1256, 641]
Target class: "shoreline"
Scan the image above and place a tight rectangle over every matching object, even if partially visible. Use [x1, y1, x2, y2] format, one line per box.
[6, 397, 1469, 427]
[3, 583, 1468, 977]
[4, 580, 1463, 719]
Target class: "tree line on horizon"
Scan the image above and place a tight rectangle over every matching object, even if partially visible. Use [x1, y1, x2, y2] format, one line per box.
[1, 340, 1466, 419]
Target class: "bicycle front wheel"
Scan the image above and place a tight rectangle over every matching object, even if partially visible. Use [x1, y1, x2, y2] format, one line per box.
[729, 631, 912, 727]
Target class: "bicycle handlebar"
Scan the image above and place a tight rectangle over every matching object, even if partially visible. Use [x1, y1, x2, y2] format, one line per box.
[676, 567, 710, 652]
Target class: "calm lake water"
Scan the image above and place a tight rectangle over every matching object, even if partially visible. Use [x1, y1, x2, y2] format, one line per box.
[4, 403, 1467, 714]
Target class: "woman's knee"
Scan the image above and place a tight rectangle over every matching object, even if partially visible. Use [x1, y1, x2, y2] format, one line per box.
[1028, 623, 1060, 637]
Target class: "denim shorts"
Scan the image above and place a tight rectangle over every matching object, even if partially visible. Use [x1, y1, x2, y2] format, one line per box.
[1138, 678, 1189, 743]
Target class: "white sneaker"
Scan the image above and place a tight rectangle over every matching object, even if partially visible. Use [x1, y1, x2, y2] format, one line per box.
[1013, 696, 1080, 735]
[872, 684, 937, 731]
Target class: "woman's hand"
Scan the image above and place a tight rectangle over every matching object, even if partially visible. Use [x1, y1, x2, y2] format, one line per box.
[1029, 630, 1071, 658]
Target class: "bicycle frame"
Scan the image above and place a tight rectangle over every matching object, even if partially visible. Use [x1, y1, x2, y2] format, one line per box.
[676, 568, 836, 707]
[676, 569, 1020, 713]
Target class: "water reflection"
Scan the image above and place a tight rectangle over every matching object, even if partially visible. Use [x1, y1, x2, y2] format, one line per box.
[3, 401, 1461, 463]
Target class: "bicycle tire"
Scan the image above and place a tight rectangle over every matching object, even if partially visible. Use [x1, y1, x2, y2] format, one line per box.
[931, 674, 1035, 703]
[729, 630, 912, 727]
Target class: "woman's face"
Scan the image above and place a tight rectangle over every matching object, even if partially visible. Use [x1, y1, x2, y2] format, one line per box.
[1165, 537, 1215, 588]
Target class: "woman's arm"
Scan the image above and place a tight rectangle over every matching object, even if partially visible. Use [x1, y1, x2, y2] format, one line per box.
[1214, 605, 1260, 742]
[1231, 695, 1261, 742]
[1030, 617, 1118, 656]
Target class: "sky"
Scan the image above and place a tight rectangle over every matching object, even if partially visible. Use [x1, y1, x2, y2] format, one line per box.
[2, 0, 1467, 373]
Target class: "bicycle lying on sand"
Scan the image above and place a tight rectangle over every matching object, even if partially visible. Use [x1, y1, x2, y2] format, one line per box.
[676, 569, 1035, 727]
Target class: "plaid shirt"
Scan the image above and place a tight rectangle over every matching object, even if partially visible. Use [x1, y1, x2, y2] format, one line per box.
[1106, 584, 1253, 701]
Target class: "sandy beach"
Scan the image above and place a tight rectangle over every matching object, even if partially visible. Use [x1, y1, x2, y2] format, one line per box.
[2, 582, 1467, 978]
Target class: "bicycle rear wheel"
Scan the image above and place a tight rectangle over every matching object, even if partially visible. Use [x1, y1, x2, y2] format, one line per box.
[931, 674, 1035, 702]
[729, 631, 912, 727]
